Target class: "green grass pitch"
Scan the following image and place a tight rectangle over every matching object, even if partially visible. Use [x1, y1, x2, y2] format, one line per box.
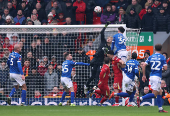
[0, 106, 169, 116]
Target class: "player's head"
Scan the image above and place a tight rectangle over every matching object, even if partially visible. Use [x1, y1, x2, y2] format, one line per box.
[155, 44, 162, 52]
[107, 36, 113, 44]
[64, 52, 72, 60]
[131, 52, 137, 60]
[118, 26, 125, 33]
[107, 50, 114, 59]
[14, 44, 22, 52]
[104, 57, 110, 64]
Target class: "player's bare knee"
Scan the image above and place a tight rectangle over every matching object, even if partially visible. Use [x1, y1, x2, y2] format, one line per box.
[70, 87, 74, 92]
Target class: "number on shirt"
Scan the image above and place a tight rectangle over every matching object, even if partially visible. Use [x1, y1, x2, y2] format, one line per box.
[127, 65, 132, 73]
[118, 36, 125, 45]
[150, 61, 161, 70]
[10, 58, 13, 66]
[62, 65, 68, 73]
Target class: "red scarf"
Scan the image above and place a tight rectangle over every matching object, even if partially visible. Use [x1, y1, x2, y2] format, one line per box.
[152, 2, 161, 8]
[22, 66, 29, 77]
[119, 14, 121, 22]
[48, 19, 53, 24]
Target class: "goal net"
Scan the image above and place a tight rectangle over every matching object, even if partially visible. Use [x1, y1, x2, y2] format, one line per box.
[0, 25, 139, 106]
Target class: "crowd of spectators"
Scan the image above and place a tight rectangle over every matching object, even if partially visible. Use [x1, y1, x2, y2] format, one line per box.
[0, 0, 170, 105]
[0, 0, 170, 32]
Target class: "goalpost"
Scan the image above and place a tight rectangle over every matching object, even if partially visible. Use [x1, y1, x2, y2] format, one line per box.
[0, 25, 139, 106]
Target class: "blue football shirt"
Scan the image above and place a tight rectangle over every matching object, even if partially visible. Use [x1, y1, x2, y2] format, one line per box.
[7, 52, 24, 75]
[124, 59, 139, 81]
[145, 53, 167, 78]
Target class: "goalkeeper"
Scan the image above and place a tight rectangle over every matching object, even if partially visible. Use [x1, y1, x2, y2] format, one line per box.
[84, 22, 112, 93]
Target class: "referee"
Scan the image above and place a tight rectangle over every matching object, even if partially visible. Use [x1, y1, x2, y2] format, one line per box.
[84, 22, 112, 93]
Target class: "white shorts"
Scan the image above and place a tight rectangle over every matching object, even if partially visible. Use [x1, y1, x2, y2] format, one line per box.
[10, 73, 25, 86]
[149, 76, 161, 91]
[61, 77, 73, 89]
[124, 75, 135, 92]
[118, 50, 128, 63]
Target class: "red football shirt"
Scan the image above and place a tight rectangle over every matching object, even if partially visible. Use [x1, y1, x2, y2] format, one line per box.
[112, 56, 122, 75]
[99, 64, 110, 85]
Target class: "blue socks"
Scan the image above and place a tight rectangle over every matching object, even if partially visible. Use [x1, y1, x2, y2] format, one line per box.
[21, 90, 26, 103]
[9, 88, 16, 97]
[117, 92, 130, 97]
[142, 93, 155, 100]
[71, 92, 75, 103]
[129, 90, 136, 102]
[157, 95, 162, 108]
[60, 91, 67, 102]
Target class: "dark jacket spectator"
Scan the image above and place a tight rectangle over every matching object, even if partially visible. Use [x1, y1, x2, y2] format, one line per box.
[153, 7, 170, 33]
[115, 0, 129, 11]
[83, 0, 96, 24]
[100, 4, 116, 24]
[141, 6, 154, 31]
[139, 2, 149, 20]
[139, 50, 151, 92]
[162, 60, 170, 91]
[152, 0, 162, 14]
[32, 0, 46, 9]
[62, 0, 76, 24]
[115, 7, 126, 24]
[19, 1, 31, 18]
[2, 8, 13, 21]
[36, 3, 47, 22]
[26, 67, 44, 97]
[162, 0, 170, 15]
[0, 59, 9, 90]
[0, 13, 5, 25]
[12, 0, 19, 10]
[45, 0, 62, 14]
[13, 10, 26, 25]
[126, 7, 141, 28]
[57, 13, 66, 25]
[73, 0, 86, 23]
[0, 0, 8, 13]
[44, 65, 59, 91]
[126, 0, 142, 14]
[7, 2, 17, 18]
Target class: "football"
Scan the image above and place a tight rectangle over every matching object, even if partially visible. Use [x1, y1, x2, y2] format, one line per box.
[94, 6, 102, 13]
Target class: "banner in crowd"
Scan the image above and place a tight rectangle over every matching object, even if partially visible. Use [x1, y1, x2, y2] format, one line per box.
[0, 98, 162, 106]
[126, 32, 154, 59]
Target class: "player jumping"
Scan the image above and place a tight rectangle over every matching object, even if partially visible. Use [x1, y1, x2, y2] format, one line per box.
[84, 22, 112, 94]
[109, 52, 139, 107]
[58, 53, 90, 106]
[111, 26, 128, 64]
[89, 57, 111, 106]
[107, 50, 125, 106]
[7, 44, 27, 106]
[137, 44, 168, 113]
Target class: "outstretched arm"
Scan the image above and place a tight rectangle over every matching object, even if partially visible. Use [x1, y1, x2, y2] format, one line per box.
[101, 22, 110, 43]
[75, 62, 90, 66]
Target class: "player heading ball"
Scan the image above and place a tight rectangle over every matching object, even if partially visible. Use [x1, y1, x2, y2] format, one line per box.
[111, 26, 128, 64]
